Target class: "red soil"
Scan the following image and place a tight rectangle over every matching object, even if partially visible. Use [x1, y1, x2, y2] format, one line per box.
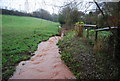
[10, 36, 75, 79]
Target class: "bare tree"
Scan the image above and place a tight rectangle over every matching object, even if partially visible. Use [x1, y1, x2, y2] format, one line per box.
[58, 1, 84, 29]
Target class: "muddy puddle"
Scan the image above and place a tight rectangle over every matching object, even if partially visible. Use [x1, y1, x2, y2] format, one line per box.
[10, 35, 75, 79]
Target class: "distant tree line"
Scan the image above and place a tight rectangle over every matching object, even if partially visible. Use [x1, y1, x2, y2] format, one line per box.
[1, 9, 32, 17]
[0, 8, 58, 22]
[58, 2, 84, 29]
[32, 9, 58, 22]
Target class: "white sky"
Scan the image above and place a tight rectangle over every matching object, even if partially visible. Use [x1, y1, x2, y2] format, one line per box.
[0, 0, 119, 14]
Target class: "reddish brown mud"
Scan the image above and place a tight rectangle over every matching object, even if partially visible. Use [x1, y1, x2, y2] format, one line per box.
[10, 36, 75, 79]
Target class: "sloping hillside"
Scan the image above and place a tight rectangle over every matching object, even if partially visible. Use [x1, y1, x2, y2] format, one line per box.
[2, 15, 59, 80]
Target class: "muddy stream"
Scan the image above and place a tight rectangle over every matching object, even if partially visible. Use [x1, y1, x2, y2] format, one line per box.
[10, 34, 75, 79]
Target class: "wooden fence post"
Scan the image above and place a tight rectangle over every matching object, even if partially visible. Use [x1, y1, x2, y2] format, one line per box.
[78, 24, 83, 37]
[95, 26, 98, 41]
[95, 31, 98, 41]
[86, 28, 89, 38]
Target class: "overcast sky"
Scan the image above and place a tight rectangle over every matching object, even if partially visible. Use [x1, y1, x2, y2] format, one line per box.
[0, 0, 119, 14]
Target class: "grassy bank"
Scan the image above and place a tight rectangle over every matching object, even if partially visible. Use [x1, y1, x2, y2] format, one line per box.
[58, 30, 119, 79]
[2, 15, 59, 80]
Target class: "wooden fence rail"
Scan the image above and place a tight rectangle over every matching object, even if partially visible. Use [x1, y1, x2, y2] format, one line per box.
[81, 24, 120, 41]
[81, 24, 96, 38]
[94, 26, 120, 41]
[95, 27, 119, 31]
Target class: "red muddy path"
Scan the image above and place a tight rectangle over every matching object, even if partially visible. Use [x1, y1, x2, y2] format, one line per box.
[10, 36, 75, 79]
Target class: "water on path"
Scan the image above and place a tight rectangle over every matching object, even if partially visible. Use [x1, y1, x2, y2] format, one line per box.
[10, 36, 75, 79]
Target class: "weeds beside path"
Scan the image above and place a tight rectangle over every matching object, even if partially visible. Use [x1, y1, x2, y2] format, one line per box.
[58, 30, 119, 79]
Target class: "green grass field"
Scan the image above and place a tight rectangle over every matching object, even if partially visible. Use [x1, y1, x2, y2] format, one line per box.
[2, 15, 59, 80]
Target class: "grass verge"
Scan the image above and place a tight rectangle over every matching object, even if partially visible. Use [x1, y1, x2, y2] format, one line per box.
[58, 30, 119, 79]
